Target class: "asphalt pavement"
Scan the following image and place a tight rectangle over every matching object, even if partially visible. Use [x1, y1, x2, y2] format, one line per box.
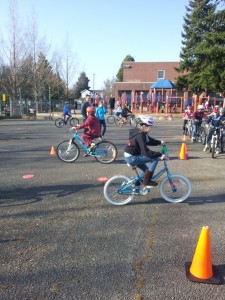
[0, 117, 225, 300]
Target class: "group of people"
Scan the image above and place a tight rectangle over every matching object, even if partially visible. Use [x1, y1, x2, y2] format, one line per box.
[183, 104, 225, 154]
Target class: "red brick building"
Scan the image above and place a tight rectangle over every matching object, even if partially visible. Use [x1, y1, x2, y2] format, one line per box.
[114, 61, 180, 101]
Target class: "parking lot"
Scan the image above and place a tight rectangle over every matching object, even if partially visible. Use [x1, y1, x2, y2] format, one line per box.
[1, 117, 225, 300]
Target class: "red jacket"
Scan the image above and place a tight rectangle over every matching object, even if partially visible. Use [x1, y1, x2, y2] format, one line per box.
[77, 115, 101, 137]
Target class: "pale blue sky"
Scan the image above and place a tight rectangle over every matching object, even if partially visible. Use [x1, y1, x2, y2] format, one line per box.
[0, 0, 190, 89]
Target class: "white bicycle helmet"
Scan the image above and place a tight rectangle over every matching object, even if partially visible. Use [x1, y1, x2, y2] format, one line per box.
[139, 115, 156, 126]
[197, 104, 204, 110]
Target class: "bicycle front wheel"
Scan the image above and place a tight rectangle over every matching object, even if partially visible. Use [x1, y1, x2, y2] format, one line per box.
[94, 141, 118, 164]
[107, 115, 115, 124]
[159, 174, 192, 203]
[211, 137, 216, 158]
[221, 135, 224, 153]
[104, 175, 134, 205]
[57, 140, 80, 162]
[55, 118, 64, 128]
[70, 118, 79, 126]
[199, 127, 206, 145]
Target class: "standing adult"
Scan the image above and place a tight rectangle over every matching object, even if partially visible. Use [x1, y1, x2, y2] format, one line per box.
[109, 95, 115, 115]
[95, 100, 107, 138]
[81, 95, 91, 123]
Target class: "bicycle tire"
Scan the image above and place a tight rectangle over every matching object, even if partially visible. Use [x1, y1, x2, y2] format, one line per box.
[57, 140, 80, 162]
[221, 135, 224, 153]
[130, 118, 138, 128]
[55, 118, 64, 128]
[211, 136, 216, 158]
[199, 127, 206, 145]
[103, 175, 135, 205]
[115, 117, 124, 127]
[94, 141, 118, 164]
[70, 118, 79, 126]
[107, 116, 115, 124]
[159, 174, 192, 203]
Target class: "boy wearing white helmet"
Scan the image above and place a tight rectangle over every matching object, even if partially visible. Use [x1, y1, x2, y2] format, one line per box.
[124, 115, 167, 187]
[191, 104, 205, 142]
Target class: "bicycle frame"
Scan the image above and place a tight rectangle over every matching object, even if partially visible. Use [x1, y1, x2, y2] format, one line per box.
[118, 159, 177, 195]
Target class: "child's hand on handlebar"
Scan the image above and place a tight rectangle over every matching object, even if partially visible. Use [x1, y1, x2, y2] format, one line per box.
[161, 154, 169, 161]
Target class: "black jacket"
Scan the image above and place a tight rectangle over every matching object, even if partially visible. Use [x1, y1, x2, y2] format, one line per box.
[124, 128, 162, 159]
[81, 101, 90, 119]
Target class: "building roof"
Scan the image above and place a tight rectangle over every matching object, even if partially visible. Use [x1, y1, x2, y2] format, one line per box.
[150, 79, 176, 89]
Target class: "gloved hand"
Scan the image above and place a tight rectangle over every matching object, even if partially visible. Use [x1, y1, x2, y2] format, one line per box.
[161, 154, 169, 161]
[161, 141, 166, 146]
[72, 126, 78, 130]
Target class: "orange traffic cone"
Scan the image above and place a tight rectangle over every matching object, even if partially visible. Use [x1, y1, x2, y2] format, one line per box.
[185, 226, 221, 284]
[179, 143, 187, 160]
[50, 146, 56, 156]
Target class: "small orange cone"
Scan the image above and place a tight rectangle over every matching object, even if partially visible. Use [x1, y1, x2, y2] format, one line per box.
[179, 143, 187, 160]
[50, 146, 56, 156]
[185, 226, 221, 284]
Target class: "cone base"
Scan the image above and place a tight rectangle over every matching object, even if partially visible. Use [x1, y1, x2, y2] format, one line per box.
[185, 262, 222, 285]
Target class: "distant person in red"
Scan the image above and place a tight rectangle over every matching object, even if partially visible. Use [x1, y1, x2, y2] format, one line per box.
[73, 106, 101, 147]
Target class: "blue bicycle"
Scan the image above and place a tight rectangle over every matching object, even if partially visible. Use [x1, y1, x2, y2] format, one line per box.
[57, 129, 118, 164]
[103, 146, 192, 205]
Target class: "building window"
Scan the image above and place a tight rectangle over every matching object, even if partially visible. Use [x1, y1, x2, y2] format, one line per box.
[158, 70, 165, 79]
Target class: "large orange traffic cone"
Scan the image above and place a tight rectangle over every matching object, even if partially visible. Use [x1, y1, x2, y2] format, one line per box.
[50, 146, 56, 156]
[179, 143, 187, 160]
[185, 226, 221, 284]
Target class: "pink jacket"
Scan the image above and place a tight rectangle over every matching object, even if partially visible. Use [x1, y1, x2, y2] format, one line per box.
[76, 115, 101, 137]
[183, 110, 193, 120]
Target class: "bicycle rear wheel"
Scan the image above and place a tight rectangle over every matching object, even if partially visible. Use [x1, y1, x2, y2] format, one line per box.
[57, 140, 80, 162]
[70, 118, 79, 126]
[104, 175, 134, 205]
[94, 141, 118, 164]
[159, 174, 191, 203]
[55, 118, 64, 128]
[107, 115, 115, 124]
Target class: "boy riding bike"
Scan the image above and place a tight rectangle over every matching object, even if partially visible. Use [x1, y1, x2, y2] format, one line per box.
[123, 115, 168, 188]
[63, 101, 72, 124]
[182, 105, 193, 134]
[191, 104, 205, 142]
[203, 107, 225, 154]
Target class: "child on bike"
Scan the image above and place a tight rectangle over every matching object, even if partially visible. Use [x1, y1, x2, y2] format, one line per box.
[124, 115, 168, 187]
[73, 106, 101, 153]
[63, 102, 72, 124]
[203, 107, 225, 154]
[183, 105, 193, 134]
[191, 104, 205, 142]
[121, 103, 133, 123]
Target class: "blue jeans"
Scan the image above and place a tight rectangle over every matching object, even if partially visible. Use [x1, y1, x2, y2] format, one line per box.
[124, 155, 159, 178]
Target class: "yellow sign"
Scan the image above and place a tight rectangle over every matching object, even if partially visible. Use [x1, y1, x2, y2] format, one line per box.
[2, 93, 6, 102]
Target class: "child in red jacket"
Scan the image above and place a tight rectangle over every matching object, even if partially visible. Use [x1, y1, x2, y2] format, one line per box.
[73, 106, 101, 148]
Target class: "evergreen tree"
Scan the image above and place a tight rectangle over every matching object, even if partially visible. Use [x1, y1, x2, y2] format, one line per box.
[176, 0, 225, 95]
[116, 55, 135, 82]
[73, 72, 90, 99]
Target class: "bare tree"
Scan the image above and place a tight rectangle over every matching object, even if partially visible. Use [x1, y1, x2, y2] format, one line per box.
[0, 0, 30, 116]
[102, 77, 116, 98]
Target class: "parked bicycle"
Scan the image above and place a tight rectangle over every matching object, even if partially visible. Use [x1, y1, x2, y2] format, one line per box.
[57, 129, 118, 164]
[103, 146, 192, 205]
[209, 126, 224, 158]
[55, 114, 79, 128]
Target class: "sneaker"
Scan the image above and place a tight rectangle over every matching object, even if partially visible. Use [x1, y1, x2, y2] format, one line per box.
[203, 145, 209, 152]
[191, 138, 194, 143]
[216, 148, 220, 155]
